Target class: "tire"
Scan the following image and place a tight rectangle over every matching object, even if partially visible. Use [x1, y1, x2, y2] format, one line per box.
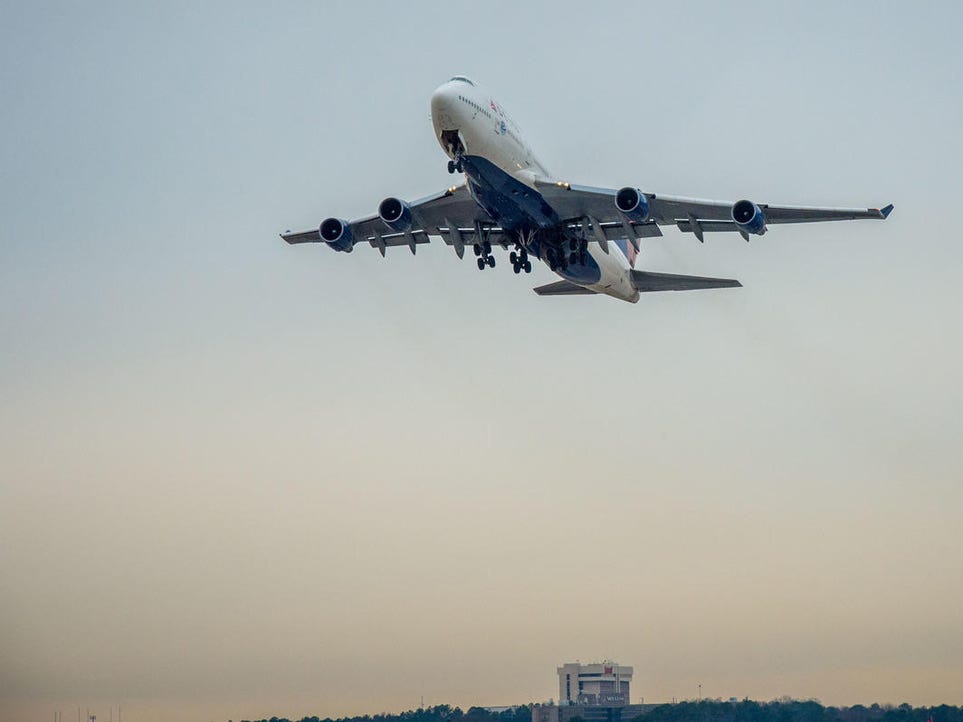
[483, 241, 492, 255]
[477, 258, 485, 270]
[510, 251, 517, 264]
[487, 256, 495, 268]
[569, 252, 577, 264]
[524, 261, 532, 273]
[513, 264, 520, 274]
[447, 160, 455, 174]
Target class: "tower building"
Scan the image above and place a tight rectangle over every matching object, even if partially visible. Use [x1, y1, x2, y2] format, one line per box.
[557, 661, 633, 706]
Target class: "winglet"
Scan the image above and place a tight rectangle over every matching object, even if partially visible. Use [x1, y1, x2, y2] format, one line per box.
[879, 203, 894, 219]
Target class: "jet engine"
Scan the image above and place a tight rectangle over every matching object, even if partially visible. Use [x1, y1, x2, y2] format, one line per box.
[615, 187, 650, 222]
[378, 197, 413, 232]
[731, 200, 767, 236]
[319, 217, 354, 252]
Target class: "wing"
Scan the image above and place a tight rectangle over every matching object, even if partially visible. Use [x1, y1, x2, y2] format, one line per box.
[535, 180, 892, 242]
[280, 184, 507, 257]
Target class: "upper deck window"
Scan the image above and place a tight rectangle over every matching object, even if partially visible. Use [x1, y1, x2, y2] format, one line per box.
[449, 76, 475, 86]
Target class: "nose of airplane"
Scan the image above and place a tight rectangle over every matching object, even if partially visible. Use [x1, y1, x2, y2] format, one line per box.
[430, 81, 458, 131]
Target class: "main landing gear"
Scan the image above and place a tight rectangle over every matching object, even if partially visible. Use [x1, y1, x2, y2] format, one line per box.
[509, 247, 532, 274]
[473, 240, 495, 270]
[447, 158, 464, 174]
[546, 238, 588, 272]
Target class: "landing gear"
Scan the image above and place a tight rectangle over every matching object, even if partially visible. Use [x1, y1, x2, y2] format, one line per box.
[552, 238, 588, 269]
[474, 241, 496, 270]
[546, 240, 585, 272]
[546, 247, 564, 272]
[511, 246, 531, 274]
[442, 129, 466, 174]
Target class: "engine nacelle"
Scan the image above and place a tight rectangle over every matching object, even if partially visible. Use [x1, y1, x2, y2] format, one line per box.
[732, 200, 767, 236]
[319, 217, 354, 252]
[615, 187, 650, 222]
[378, 197, 413, 232]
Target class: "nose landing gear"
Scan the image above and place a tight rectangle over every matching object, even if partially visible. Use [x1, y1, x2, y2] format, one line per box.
[441, 129, 465, 174]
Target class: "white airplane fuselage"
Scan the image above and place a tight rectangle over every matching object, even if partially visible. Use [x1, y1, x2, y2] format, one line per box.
[430, 77, 641, 302]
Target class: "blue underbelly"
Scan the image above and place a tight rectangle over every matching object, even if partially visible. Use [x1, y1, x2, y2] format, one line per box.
[461, 154, 602, 285]
[460, 155, 561, 231]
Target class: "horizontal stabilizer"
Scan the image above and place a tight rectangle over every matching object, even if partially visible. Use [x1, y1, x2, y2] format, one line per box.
[631, 270, 742, 292]
[533, 280, 597, 296]
[281, 229, 321, 244]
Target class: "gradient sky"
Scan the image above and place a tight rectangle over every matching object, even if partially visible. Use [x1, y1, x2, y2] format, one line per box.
[2, 2, 962, 722]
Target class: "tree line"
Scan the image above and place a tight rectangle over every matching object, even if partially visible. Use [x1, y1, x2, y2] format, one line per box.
[238, 700, 962, 722]
[636, 700, 962, 722]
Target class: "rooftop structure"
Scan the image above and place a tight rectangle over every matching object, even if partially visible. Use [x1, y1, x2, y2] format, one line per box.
[557, 661, 633, 707]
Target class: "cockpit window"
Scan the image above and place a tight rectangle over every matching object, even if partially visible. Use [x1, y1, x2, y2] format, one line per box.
[449, 75, 475, 86]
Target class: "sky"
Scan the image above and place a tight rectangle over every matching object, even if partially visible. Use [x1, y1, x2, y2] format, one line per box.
[1, 2, 962, 722]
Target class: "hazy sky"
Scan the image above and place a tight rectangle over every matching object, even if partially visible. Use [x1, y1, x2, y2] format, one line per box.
[2, 2, 962, 722]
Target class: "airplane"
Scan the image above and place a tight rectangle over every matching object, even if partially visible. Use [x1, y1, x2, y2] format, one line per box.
[281, 76, 893, 303]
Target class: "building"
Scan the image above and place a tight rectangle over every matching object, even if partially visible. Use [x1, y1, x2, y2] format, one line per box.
[557, 661, 633, 707]
[533, 661, 656, 722]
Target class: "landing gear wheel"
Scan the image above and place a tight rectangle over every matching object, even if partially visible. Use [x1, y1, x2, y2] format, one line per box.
[510, 251, 518, 264]
[487, 255, 495, 268]
[447, 160, 456, 174]
[524, 261, 532, 273]
[580, 251, 587, 264]
[455, 160, 463, 173]
[473, 244, 481, 257]
[513, 263, 520, 274]
[483, 241, 492, 255]
[569, 252, 578, 264]
[477, 257, 485, 271]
